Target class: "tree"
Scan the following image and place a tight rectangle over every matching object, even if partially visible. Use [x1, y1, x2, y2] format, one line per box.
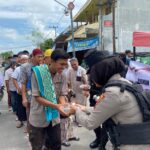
[28, 30, 54, 51]
[27, 28, 54, 51]
[30, 30, 45, 47]
[27, 29, 45, 47]
[40, 38, 54, 51]
[0, 51, 13, 60]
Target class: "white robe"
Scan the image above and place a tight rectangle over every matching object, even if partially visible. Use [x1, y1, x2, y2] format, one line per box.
[68, 66, 88, 105]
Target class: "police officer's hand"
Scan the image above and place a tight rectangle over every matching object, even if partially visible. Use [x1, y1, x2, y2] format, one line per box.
[75, 104, 86, 112]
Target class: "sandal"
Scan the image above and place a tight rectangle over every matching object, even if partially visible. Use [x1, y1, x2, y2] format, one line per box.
[62, 141, 71, 147]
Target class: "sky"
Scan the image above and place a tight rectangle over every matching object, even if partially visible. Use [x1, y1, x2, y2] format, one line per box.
[0, 0, 87, 54]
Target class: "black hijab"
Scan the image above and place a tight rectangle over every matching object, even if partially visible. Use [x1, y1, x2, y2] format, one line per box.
[90, 57, 125, 86]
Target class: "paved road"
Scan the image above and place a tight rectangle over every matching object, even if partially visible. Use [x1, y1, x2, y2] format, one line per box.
[0, 95, 31, 150]
[0, 81, 96, 150]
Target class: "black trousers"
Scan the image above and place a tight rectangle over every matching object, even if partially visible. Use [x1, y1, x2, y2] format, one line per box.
[94, 127, 101, 140]
[16, 94, 27, 121]
[29, 123, 61, 150]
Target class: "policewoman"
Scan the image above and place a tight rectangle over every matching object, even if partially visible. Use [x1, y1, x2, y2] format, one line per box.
[70, 50, 150, 150]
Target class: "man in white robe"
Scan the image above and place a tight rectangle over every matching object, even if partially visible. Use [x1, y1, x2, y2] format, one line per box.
[68, 58, 88, 106]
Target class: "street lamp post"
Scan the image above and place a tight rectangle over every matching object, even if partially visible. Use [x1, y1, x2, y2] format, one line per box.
[68, 2, 75, 57]
[98, 3, 104, 51]
[49, 26, 58, 39]
[54, 0, 76, 57]
[112, 0, 116, 54]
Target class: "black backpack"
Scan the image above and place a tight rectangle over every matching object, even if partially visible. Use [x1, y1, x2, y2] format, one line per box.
[104, 80, 150, 122]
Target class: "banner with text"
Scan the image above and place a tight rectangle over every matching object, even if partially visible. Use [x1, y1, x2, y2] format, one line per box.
[126, 61, 150, 89]
[67, 37, 99, 53]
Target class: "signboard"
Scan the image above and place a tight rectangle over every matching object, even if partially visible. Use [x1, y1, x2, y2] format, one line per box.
[126, 61, 150, 89]
[133, 32, 150, 47]
[68, 2, 75, 10]
[67, 37, 99, 53]
[104, 20, 112, 27]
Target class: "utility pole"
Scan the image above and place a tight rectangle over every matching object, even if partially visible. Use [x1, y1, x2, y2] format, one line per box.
[98, 2, 104, 51]
[54, 0, 76, 57]
[68, 2, 75, 57]
[49, 26, 58, 38]
[112, 0, 116, 53]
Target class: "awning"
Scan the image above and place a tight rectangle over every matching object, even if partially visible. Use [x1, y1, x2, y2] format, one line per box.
[67, 37, 99, 53]
[133, 32, 150, 47]
[73, 0, 112, 22]
[66, 26, 86, 41]
[66, 22, 99, 41]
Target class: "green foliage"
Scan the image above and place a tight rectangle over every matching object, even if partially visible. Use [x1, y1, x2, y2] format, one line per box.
[27, 30, 45, 47]
[0, 51, 13, 60]
[28, 30, 54, 51]
[40, 38, 54, 51]
[137, 56, 150, 65]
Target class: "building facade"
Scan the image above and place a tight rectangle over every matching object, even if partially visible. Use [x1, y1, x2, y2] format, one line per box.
[103, 0, 150, 52]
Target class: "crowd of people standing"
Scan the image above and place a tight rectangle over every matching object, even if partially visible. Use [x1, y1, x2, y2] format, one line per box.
[1, 47, 149, 150]
[1, 48, 89, 150]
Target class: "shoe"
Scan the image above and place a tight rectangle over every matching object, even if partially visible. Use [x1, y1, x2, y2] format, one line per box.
[78, 124, 82, 127]
[62, 141, 71, 147]
[16, 121, 23, 128]
[68, 136, 80, 141]
[90, 139, 100, 149]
